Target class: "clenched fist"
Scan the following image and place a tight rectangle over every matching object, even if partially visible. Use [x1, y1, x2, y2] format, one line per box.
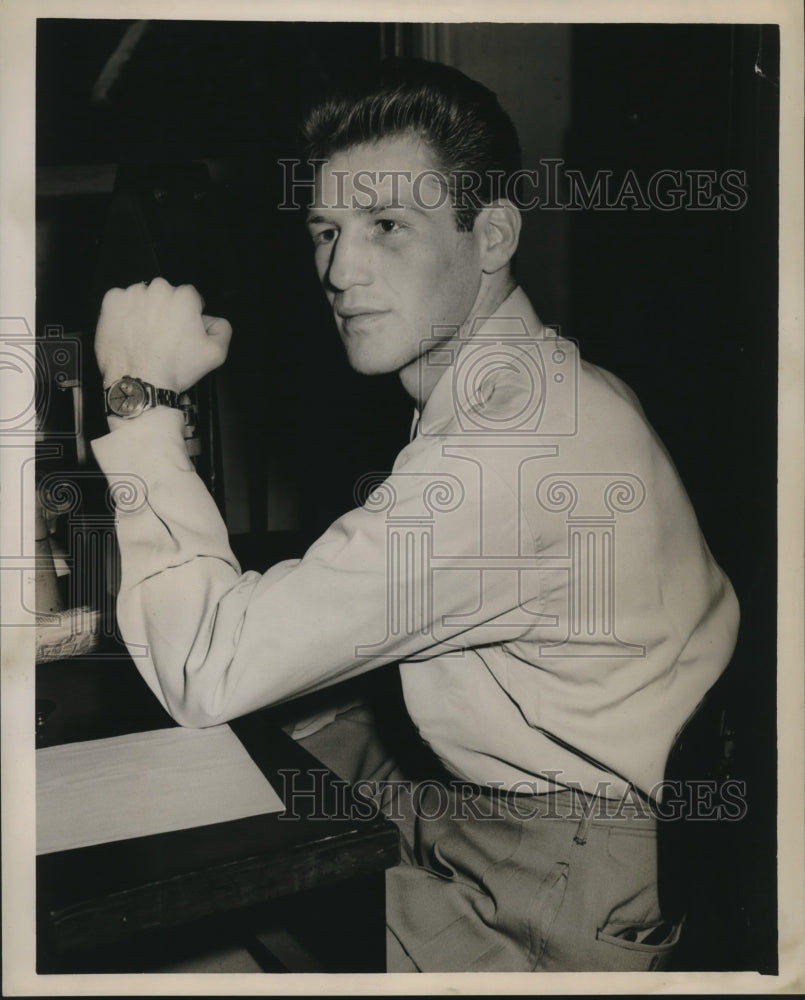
[95, 277, 233, 394]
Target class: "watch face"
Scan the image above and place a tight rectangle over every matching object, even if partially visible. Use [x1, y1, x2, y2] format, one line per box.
[107, 377, 147, 417]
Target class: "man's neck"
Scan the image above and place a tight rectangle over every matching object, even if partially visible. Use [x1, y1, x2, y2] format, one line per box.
[399, 273, 518, 410]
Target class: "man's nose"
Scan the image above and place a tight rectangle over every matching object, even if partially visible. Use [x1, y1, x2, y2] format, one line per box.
[326, 230, 370, 291]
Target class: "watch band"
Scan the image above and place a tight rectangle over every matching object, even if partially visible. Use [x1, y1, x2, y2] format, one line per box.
[151, 386, 181, 409]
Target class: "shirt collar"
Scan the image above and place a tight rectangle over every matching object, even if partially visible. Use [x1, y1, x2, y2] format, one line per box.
[410, 285, 544, 440]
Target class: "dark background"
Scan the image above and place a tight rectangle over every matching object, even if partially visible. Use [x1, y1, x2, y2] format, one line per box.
[36, 20, 778, 974]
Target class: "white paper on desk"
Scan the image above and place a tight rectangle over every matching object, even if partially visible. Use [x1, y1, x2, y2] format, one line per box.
[36, 725, 284, 855]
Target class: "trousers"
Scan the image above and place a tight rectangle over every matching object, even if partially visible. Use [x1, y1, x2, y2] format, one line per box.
[296, 692, 683, 973]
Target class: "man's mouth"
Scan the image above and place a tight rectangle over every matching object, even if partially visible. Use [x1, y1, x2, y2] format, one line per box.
[336, 308, 391, 335]
[336, 307, 389, 320]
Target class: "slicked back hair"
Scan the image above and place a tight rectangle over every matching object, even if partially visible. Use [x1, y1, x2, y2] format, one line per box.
[300, 57, 522, 232]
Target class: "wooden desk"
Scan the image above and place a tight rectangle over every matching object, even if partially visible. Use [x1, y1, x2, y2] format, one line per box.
[36, 655, 400, 973]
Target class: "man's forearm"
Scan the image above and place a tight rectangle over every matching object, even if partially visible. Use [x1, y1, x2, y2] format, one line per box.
[92, 407, 252, 722]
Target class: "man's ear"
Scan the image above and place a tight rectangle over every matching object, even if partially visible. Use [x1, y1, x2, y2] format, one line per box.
[476, 200, 522, 274]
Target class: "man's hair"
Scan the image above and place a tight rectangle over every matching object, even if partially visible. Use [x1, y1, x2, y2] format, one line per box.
[300, 57, 522, 232]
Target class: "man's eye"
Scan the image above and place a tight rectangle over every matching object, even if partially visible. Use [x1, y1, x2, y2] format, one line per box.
[376, 219, 402, 234]
[311, 227, 337, 246]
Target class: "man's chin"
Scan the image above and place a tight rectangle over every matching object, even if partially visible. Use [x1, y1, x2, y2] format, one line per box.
[345, 357, 397, 377]
[342, 344, 404, 377]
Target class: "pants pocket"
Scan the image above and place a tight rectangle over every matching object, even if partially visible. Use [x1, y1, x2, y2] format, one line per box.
[527, 860, 570, 968]
[595, 917, 683, 971]
[592, 825, 681, 971]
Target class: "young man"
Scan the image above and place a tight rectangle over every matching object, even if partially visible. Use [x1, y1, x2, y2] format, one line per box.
[92, 58, 739, 972]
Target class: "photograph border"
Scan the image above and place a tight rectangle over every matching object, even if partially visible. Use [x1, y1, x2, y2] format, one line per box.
[2, 0, 803, 995]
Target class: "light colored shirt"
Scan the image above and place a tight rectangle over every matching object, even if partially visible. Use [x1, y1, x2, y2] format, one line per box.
[92, 286, 739, 799]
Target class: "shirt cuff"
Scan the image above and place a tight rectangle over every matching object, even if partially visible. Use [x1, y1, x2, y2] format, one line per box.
[91, 407, 193, 482]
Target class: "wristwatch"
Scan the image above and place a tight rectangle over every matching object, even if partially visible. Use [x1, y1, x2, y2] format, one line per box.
[104, 375, 182, 419]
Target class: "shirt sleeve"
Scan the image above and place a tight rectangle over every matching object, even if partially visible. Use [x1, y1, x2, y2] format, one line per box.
[91, 407, 533, 727]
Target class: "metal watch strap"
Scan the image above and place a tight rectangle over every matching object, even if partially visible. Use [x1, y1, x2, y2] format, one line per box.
[152, 386, 181, 409]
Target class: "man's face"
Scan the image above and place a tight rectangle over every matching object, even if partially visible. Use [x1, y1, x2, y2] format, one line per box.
[307, 134, 483, 377]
